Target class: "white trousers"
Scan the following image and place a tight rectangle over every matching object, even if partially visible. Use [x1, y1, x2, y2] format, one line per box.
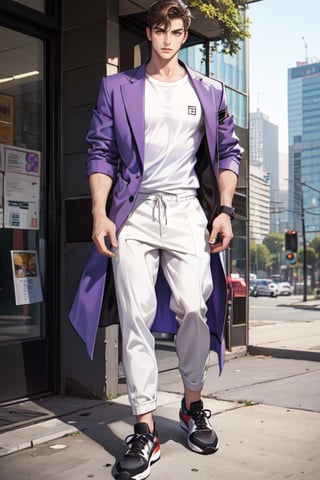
[112, 193, 213, 416]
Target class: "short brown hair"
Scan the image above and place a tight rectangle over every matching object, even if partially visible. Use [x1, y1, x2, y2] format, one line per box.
[147, 1, 192, 31]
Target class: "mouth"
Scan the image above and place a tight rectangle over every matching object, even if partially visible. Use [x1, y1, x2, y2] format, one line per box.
[161, 48, 172, 53]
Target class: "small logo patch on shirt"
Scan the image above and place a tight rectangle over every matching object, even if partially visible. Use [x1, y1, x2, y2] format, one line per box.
[188, 106, 197, 115]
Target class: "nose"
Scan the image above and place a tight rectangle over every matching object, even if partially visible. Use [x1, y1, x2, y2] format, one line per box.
[163, 32, 171, 45]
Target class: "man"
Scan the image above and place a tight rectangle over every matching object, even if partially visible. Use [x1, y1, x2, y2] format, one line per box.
[70, 1, 243, 479]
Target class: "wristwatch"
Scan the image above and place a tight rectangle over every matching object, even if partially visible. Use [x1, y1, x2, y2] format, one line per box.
[218, 205, 235, 220]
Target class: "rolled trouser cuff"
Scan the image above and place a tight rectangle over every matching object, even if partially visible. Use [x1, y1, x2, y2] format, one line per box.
[131, 399, 157, 416]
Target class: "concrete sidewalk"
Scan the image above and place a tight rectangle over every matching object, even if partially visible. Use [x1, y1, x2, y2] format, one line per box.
[1, 298, 320, 479]
[1, 352, 320, 480]
[248, 296, 320, 361]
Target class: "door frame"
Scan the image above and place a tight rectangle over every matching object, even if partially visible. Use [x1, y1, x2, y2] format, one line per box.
[0, 2, 60, 403]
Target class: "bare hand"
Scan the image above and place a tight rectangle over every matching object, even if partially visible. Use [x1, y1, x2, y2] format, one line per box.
[92, 214, 118, 257]
[209, 213, 233, 253]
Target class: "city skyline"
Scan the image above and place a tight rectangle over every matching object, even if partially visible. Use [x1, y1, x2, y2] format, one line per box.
[248, 0, 319, 159]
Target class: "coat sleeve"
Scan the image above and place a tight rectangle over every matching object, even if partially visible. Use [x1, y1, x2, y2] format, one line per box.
[86, 77, 119, 179]
[217, 84, 243, 175]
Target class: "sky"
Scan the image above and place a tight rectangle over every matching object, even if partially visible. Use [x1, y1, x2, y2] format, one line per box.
[248, 0, 319, 158]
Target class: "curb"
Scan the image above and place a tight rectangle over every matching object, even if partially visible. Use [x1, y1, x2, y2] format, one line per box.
[0, 418, 78, 457]
[248, 345, 320, 363]
[277, 303, 320, 310]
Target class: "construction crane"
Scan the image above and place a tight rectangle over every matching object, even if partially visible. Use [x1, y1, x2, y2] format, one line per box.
[302, 36, 308, 62]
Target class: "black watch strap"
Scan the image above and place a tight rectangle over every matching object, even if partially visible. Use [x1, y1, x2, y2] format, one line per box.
[218, 205, 235, 219]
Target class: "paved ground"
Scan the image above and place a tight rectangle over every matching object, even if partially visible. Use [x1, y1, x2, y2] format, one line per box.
[0, 297, 320, 479]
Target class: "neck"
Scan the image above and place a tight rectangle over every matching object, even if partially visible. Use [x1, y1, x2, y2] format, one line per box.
[146, 56, 186, 82]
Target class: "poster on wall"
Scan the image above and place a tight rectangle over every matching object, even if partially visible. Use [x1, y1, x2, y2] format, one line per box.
[1, 144, 41, 176]
[10, 250, 43, 305]
[1, 145, 41, 229]
[0, 94, 14, 146]
[4, 172, 40, 229]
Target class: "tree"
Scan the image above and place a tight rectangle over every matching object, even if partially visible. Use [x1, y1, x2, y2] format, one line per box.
[263, 233, 285, 274]
[250, 241, 272, 274]
[189, 0, 251, 55]
[309, 236, 320, 256]
[309, 237, 320, 286]
[263, 233, 284, 254]
[297, 247, 317, 266]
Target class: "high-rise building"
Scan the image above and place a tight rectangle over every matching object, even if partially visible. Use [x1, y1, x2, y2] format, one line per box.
[288, 61, 320, 240]
[249, 110, 279, 237]
[249, 166, 270, 243]
[250, 111, 279, 198]
[271, 189, 289, 234]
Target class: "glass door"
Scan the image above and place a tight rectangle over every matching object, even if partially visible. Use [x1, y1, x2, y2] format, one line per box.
[0, 25, 52, 403]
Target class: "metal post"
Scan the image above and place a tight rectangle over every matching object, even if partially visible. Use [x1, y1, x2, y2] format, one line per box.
[301, 189, 307, 302]
[205, 39, 210, 76]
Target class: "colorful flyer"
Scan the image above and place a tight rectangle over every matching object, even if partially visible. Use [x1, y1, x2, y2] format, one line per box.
[11, 250, 43, 305]
[4, 172, 40, 229]
[0, 144, 41, 176]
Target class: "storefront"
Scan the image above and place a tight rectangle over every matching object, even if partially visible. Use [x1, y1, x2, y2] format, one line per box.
[0, 0, 60, 403]
[0, 0, 249, 407]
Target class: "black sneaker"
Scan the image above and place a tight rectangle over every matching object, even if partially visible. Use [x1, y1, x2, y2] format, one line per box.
[116, 422, 160, 480]
[179, 399, 219, 455]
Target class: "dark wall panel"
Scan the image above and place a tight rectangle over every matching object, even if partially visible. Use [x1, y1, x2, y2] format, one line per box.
[59, 0, 119, 397]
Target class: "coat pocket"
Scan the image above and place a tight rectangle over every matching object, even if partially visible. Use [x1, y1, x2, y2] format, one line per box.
[114, 175, 130, 198]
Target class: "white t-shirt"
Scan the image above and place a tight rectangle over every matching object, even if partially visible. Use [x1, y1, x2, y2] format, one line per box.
[140, 74, 204, 194]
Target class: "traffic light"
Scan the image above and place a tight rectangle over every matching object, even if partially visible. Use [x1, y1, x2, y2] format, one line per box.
[285, 252, 296, 265]
[285, 230, 298, 252]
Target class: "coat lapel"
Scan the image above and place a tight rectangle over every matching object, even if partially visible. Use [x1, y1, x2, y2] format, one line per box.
[185, 64, 218, 163]
[121, 65, 146, 166]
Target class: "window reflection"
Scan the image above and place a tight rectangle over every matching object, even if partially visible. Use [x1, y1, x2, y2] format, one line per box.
[0, 27, 44, 342]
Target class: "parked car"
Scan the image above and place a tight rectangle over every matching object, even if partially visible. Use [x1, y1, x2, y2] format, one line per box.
[249, 279, 278, 297]
[276, 282, 293, 296]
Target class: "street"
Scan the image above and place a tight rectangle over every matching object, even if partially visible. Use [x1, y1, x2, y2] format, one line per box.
[249, 295, 320, 323]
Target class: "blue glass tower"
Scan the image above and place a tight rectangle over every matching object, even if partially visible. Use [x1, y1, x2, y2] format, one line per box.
[288, 61, 320, 239]
[179, 42, 247, 128]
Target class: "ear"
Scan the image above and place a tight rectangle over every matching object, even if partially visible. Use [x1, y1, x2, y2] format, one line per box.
[182, 31, 189, 44]
[146, 27, 152, 42]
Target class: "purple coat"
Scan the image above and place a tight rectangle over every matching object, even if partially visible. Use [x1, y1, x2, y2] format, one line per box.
[69, 61, 242, 373]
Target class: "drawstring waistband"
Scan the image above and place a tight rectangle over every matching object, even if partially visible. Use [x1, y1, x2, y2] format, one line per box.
[153, 195, 168, 225]
[137, 191, 197, 231]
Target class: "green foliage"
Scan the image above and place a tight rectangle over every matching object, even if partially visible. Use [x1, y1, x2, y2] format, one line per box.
[309, 236, 320, 256]
[263, 233, 284, 255]
[262, 233, 285, 272]
[189, 0, 251, 55]
[297, 247, 317, 266]
[243, 400, 259, 406]
[250, 241, 272, 273]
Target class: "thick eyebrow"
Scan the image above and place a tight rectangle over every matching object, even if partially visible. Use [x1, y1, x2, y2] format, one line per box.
[154, 26, 184, 34]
